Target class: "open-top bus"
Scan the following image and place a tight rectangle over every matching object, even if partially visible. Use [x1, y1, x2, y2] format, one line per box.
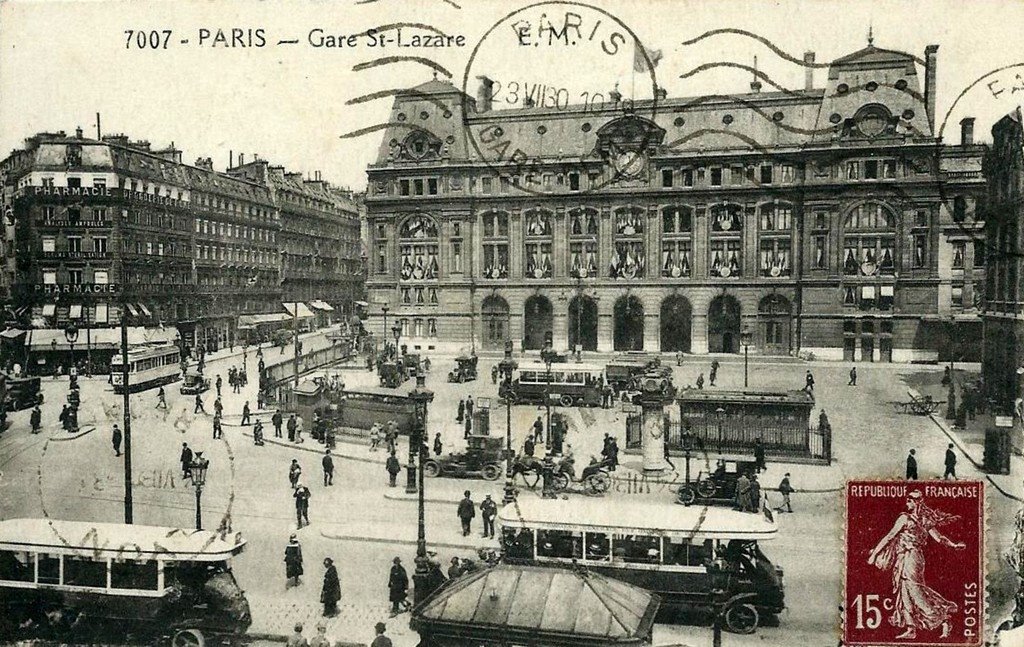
[0, 518, 250, 645]
[497, 497, 784, 634]
[499, 361, 605, 407]
[111, 342, 181, 393]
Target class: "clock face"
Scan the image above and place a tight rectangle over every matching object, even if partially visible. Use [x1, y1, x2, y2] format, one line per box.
[615, 151, 645, 178]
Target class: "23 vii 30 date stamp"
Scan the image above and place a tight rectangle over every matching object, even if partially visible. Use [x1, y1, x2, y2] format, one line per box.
[845, 480, 985, 646]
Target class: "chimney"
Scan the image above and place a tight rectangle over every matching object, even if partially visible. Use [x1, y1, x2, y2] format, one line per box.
[195, 157, 214, 171]
[803, 52, 815, 90]
[960, 117, 975, 145]
[75, 126, 83, 139]
[239, 153, 245, 166]
[750, 56, 762, 93]
[476, 76, 494, 112]
[924, 45, 939, 133]
[655, 86, 668, 100]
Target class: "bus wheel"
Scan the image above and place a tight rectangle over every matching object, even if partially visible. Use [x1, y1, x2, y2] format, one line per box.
[423, 461, 441, 478]
[587, 473, 611, 494]
[676, 486, 696, 505]
[559, 395, 574, 407]
[696, 479, 718, 498]
[724, 603, 759, 634]
[172, 628, 206, 647]
[481, 464, 502, 481]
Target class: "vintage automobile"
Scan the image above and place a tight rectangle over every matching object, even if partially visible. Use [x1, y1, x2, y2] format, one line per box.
[676, 459, 762, 506]
[606, 355, 672, 392]
[423, 435, 509, 481]
[5, 375, 42, 411]
[378, 361, 407, 389]
[447, 354, 479, 383]
[179, 370, 210, 396]
[402, 353, 422, 379]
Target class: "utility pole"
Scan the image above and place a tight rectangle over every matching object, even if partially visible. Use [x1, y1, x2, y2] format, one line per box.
[120, 300, 133, 524]
[293, 302, 300, 388]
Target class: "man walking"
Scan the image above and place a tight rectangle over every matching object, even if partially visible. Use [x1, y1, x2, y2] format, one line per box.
[212, 414, 223, 440]
[457, 398, 465, 423]
[805, 370, 815, 392]
[240, 401, 251, 426]
[284, 534, 303, 588]
[433, 433, 443, 457]
[30, 404, 41, 434]
[112, 424, 122, 457]
[533, 416, 544, 443]
[194, 393, 206, 414]
[480, 494, 498, 538]
[386, 451, 401, 487]
[215, 374, 223, 397]
[944, 443, 958, 480]
[214, 397, 223, 419]
[466, 396, 475, 421]
[322, 450, 334, 487]
[776, 473, 794, 513]
[464, 414, 472, 438]
[294, 482, 311, 528]
[905, 449, 918, 480]
[180, 442, 193, 479]
[156, 386, 168, 410]
[287, 414, 298, 442]
[320, 558, 340, 617]
[709, 360, 719, 387]
[457, 490, 475, 536]
[388, 557, 410, 615]
[734, 471, 750, 511]
[848, 366, 857, 386]
[272, 410, 283, 437]
[289, 458, 302, 489]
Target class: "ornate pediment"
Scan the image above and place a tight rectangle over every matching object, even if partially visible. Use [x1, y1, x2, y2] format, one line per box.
[594, 115, 666, 156]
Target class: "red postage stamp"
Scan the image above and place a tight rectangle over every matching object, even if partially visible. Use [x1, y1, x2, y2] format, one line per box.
[845, 480, 984, 646]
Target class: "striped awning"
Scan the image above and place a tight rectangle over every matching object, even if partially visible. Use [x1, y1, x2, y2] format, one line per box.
[68, 304, 82, 320]
[282, 302, 315, 319]
[309, 300, 335, 312]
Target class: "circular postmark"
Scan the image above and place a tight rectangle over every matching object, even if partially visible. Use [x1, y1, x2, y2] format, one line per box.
[460, 0, 661, 197]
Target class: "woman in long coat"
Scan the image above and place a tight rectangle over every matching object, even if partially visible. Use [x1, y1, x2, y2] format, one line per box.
[284, 535, 303, 588]
[321, 558, 341, 617]
[388, 556, 410, 614]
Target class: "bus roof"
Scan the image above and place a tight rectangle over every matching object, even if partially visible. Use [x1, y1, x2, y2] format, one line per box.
[515, 362, 605, 373]
[0, 518, 246, 561]
[498, 498, 777, 541]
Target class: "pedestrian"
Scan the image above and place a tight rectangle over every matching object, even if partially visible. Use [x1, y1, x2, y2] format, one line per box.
[320, 557, 340, 616]
[370, 622, 393, 647]
[284, 535, 303, 588]
[776, 473, 794, 513]
[215, 374, 222, 397]
[709, 360, 719, 386]
[212, 414, 222, 440]
[466, 396, 474, 420]
[294, 482, 311, 527]
[942, 365, 951, 386]
[156, 386, 167, 409]
[491, 365, 499, 384]
[388, 556, 410, 615]
[906, 449, 918, 480]
[848, 366, 857, 386]
[30, 404, 41, 434]
[965, 386, 976, 421]
[194, 393, 206, 414]
[254, 420, 265, 446]
[287, 414, 297, 442]
[734, 471, 751, 511]
[608, 437, 619, 470]
[296, 415, 305, 443]
[480, 494, 497, 538]
[944, 443, 958, 480]
[753, 438, 766, 473]
[955, 399, 967, 429]
[112, 424, 122, 456]
[447, 556, 462, 579]
[524, 436, 535, 457]
[214, 397, 223, 418]
[386, 451, 401, 487]
[287, 624, 308, 647]
[241, 401, 251, 426]
[256, 390, 265, 410]
[818, 409, 830, 434]
[464, 414, 472, 438]
[180, 442, 193, 478]
[805, 370, 815, 392]
[273, 410, 283, 437]
[676, 350, 683, 366]
[322, 450, 334, 487]
[696, 373, 705, 390]
[433, 433, 443, 456]
[457, 490, 475, 536]
[457, 398, 465, 423]
[748, 474, 761, 513]
[289, 459, 302, 489]
[309, 624, 330, 647]
[369, 423, 381, 450]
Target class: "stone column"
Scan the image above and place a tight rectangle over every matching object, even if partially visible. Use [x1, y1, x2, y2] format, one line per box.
[639, 381, 677, 474]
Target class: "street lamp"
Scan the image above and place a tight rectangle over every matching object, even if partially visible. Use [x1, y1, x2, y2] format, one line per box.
[381, 304, 389, 355]
[500, 340, 519, 504]
[64, 322, 79, 374]
[740, 326, 752, 389]
[392, 323, 402, 358]
[408, 373, 435, 605]
[189, 452, 210, 530]
[541, 345, 555, 451]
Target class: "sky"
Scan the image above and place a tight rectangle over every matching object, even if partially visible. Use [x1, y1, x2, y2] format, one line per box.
[1, 0, 1022, 191]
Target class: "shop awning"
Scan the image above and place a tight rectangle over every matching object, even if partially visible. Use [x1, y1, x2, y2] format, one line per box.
[0, 328, 26, 340]
[309, 300, 335, 312]
[138, 304, 152, 317]
[68, 304, 82, 320]
[41, 304, 56, 317]
[354, 300, 369, 307]
[126, 304, 140, 317]
[238, 313, 291, 329]
[282, 302, 315, 319]
[28, 326, 177, 351]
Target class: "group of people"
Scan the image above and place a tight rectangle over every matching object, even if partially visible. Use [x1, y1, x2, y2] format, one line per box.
[905, 444, 958, 480]
[694, 360, 721, 390]
[457, 490, 498, 538]
[369, 420, 401, 454]
[283, 536, 341, 617]
[456, 396, 476, 436]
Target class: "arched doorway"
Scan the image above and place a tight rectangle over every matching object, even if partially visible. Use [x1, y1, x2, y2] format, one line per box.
[708, 295, 741, 353]
[481, 295, 509, 350]
[568, 295, 598, 352]
[660, 295, 692, 353]
[758, 294, 792, 355]
[523, 295, 553, 350]
[614, 295, 645, 351]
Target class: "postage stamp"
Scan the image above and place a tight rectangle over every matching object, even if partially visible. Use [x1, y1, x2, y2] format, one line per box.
[845, 480, 985, 646]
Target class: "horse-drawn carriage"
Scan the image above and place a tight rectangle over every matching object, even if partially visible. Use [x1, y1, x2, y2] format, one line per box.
[447, 354, 479, 383]
[890, 392, 945, 415]
[512, 455, 613, 495]
[378, 361, 406, 389]
[676, 459, 761, 506]
[423, 435, 509, 481]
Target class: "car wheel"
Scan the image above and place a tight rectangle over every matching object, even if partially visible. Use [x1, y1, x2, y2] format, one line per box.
[587, 472, 611, 494]
[697, 479, 718, 498]
[677, 485, 697, 505]
[423, 461, 441, 477]
[724, 603, 759, 634]
[559, 395, 574, 407]
[481, 464, 502, 481]
[172, 628, 206, 647]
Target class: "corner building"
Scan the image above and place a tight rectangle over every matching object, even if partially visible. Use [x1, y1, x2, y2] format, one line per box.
[364, 43, 985, 360]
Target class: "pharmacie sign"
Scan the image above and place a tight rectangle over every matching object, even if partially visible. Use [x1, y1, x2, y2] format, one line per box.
[34, 283, 119, 296]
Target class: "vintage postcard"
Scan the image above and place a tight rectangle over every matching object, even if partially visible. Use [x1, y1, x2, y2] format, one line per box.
[1, 1, 1023, 646]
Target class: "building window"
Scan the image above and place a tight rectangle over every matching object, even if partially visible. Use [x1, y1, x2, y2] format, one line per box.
[399, 180, 410, 196]
[94, 303, 109, 324]
[710, 204, 742, 232]
[780, 165, 795, 183]
[760, 165, 773, 184]
[428, 178, 438, 195]
[681, 169, 694, 187]
[813, 236, 826, 269]
[93, 207, 107, 221]
[429, 288, 438, 304]
[450, 241, 462, 273]
[41, 177, 55, 188]
[483, 211, 509, 237]
[662, 206, 693, 233]
[93, 270, 109, 284]
[569, 241, 599, 278]
[865, 160, 879, 179]
[914, 209, 928, 227]
[483, 244, 509, 279]
[569, 208, 599, 237]
[974, 241, 985, 268]
[661, 240, 692, 277]
[953, 196, 967, 222]
[710, 240, 742, 277]
[67, 177, 81, 189]
[760, 239, 791, 277]
[413, 179, 425, 195]
[376, 244, 387, 274]
[951, 284, 964, 307]
[952, 242, 965, 269]
[401, 288, 412, 304]
[42, 269, 57, 284]
[68, 269, 83, 284]
[427, 319, 437, 336]
[568, 172, 580, 191]
[661, 169, 674, 188]
[41, 237, 56, 253]
[710, 168, 723, 186]
[93, 237, 107, 253]
[68, 237, 82, 253]
[481, 177, 493, 194]
[914, 235, 927, 267]
[842, 203, 896, 275]
[759, 203, 792, 231]
[525, 242, 553, 279]
[610, 241, 645, 278]
[730, 166, 744, 186]
[846, 161, 860, 179]
[43, 206, 55, 220]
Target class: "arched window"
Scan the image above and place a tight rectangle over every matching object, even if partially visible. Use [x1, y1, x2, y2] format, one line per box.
[709, 203, 744, 278]
[758, 201, 793, 278]
[610, 207, 645, 279]
[842, 202, 897, 276]
[481, 211, 509, 280]
[524, 209, 553, 279]
[662, 206, 693, 278]
[568, 207, 599, 279]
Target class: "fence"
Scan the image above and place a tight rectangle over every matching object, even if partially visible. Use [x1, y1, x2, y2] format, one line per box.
[264, 344, 355, 402]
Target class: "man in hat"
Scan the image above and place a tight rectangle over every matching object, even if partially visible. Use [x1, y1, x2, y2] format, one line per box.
[320, 557, 340, 617]
[906, 449, 918, 480]
[194, 392, 206, 414]
[944, 443, 958, 480]
[289, 458, 302, 489]
[386, 451, 401, 487]
[284, 535, 303, 588]
[180, 442, 193, 480]
[457, 490, 476, 536]
[112, 424, 122, 457]
[388, 556, 410, 615]
[480, 494, 498, 538]
[370, 622, 392, 647]
[30, 404, 41, 434]
[294, 482, 311, 528]
[457, 398, 465, 423]
[272, 409, 283, 437]
[322, 449, 335, 487]
[776, 473, 794, 513]
[240, 401, 252, 426]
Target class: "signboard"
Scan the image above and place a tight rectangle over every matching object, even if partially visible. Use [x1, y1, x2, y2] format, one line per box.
[26, 185, 189, 208]
[995, 415, 1013, 428]
[34, 283, 119, 296]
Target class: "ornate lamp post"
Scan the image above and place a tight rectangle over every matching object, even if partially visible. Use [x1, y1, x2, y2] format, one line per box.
[189, 452, 210, 530]
[408, 373, 435, 605]
[500, 340, 518, 504]
[540, 345, 556, 450]
[392, 323, 402, 358]
[740, 326, 752, 388]
[64, 323, 79, 373]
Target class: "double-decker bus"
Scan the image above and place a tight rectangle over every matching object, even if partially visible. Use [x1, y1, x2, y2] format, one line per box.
[111, 342, 181, 393]
[499, 361, 605, 407]
[0, 518, 250, 645]
[497, 497, 784, 634]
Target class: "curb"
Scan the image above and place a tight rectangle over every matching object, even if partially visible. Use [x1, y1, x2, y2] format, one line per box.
[924, 411, 1023, 503]
[239, 432, 387, 466]
[47, 425, 96, 441]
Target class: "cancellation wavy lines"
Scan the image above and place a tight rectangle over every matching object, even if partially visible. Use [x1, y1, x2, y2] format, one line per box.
[338, 122, 434, 140]
[680, 28, 925, 67]
[354, 22, 452, 39]
[346, 88, 450, 112]
[355, 0, 461, 9]
[352, 55, 453, 78]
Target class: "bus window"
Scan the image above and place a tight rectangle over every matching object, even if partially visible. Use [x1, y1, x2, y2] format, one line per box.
[613, 535, 661, 564]
[662, 538, 713, 567]
[111, 559, 158, 590]
[502, 528, 534, 561]
[537, 530, 582, 560]
[0, 550, 34, 582]
[64, 556, 107, 588]
[38, 554, 60, 584]
[585, 532, 610, 561]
